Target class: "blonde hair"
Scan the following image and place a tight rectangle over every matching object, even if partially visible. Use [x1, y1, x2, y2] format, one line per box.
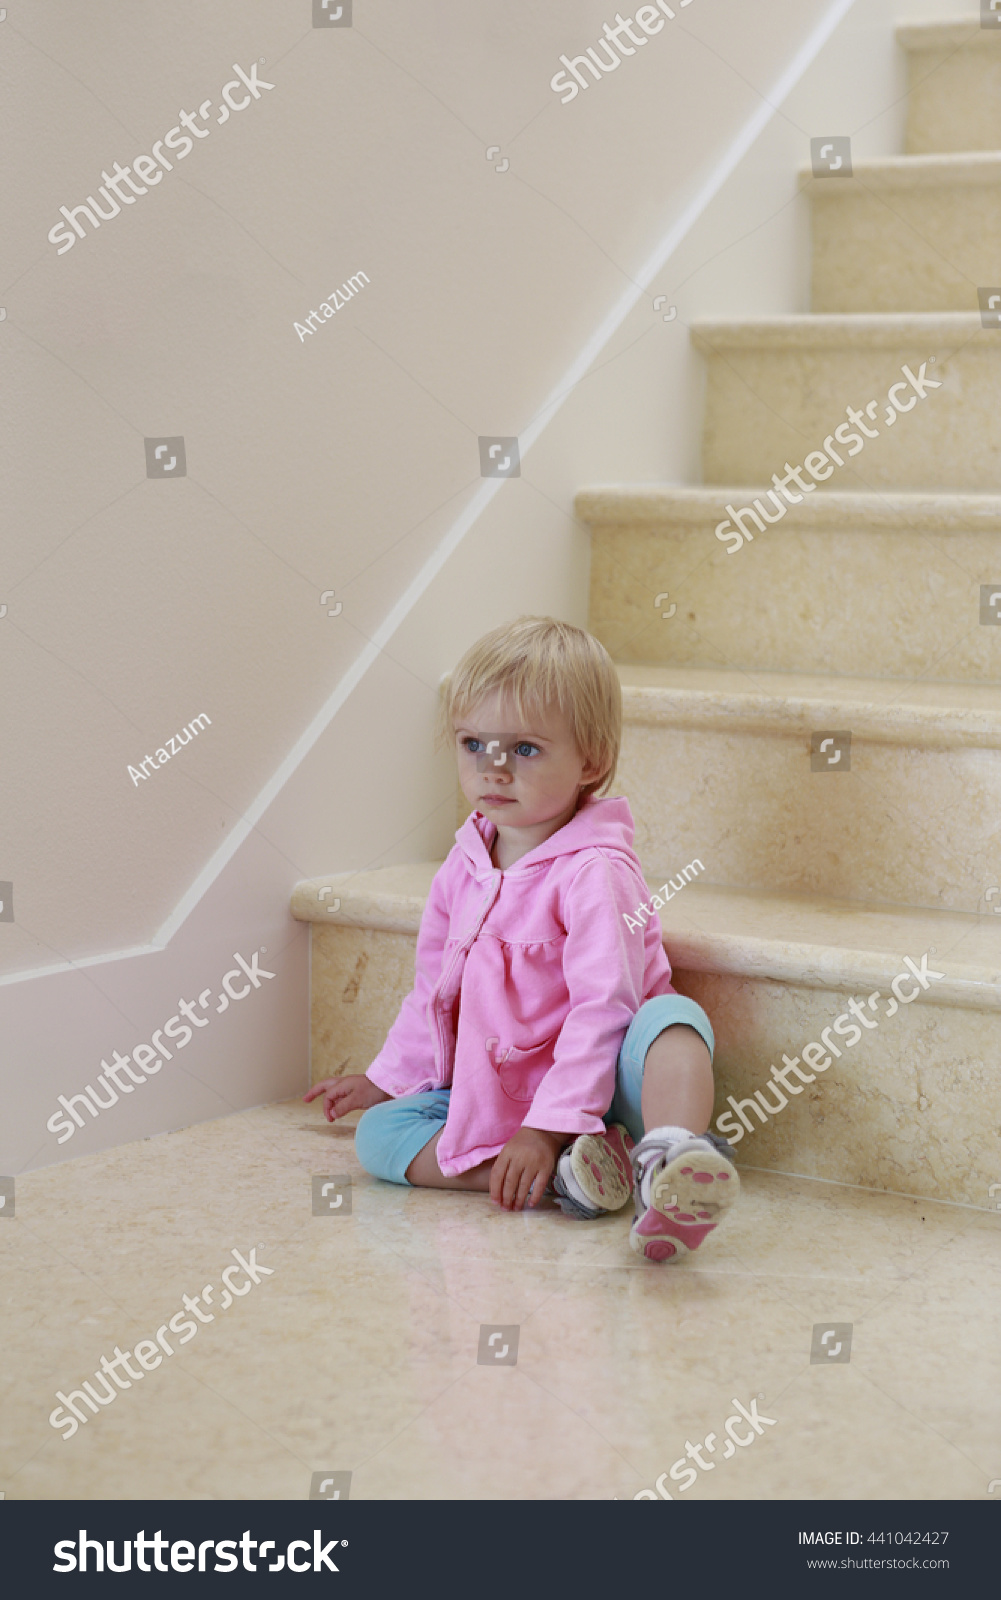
[437, 617, 621, 799]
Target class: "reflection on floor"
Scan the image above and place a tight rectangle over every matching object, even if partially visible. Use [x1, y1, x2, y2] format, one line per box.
[2, 1098, 999, 1501]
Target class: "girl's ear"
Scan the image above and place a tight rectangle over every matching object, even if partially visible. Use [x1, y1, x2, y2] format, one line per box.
[578, 766, 610, 801]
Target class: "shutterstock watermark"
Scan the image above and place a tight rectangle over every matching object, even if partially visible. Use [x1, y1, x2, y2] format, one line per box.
[45, 949, 276, 1144]
[49, 1248, 274, 1440]
[715, 953, 945, 1146]
[625, 1396, 777, 1498]
[294, 270, 370, 343]
[623, 860, 704, 932]
[48, 62, 274, 255]
[715, 361, 944, 555]
[54, 1529, 342, 1575]
[552, 2, 698, 104]
[128, 713, 210, 786]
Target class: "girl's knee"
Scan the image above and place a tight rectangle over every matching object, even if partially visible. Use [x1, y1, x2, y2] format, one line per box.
[354, 1100, 396, 1180]
[355, 1091, 451, 1185]
[646, 1021, 712, 1062]
[630, 996, 715, 1067]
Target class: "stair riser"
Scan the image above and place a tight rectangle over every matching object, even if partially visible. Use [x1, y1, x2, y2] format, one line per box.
[700, 335, 1001, 492]
[312, 924, 419, 1084]
[309, 924, 996, 1208]
[904, 41, 1001, 155]
[616, 722, 1001, 915]
[589, 520, 1001, 681]
[676, 965, 994, 1209]
[808, 182, 1001, 313]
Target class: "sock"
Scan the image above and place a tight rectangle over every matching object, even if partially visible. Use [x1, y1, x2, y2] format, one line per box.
[637, 1124, 699, 1151]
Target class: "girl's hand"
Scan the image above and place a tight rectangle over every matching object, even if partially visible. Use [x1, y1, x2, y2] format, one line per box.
[303, 1073, 391, 1122]
[490, 1127, 567, 1211]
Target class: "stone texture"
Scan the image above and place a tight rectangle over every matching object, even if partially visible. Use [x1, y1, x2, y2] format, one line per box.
[580, 488, 1001, 682]
[693, 315, 1001, 494]
[898, 20, 1001, 156]
[803, 155, 1001, 314]
[312, 923, 424, 1084]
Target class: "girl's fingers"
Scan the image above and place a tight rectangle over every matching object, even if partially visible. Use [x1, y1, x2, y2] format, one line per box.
[324, 1087, 352, 1120]
[503, 1160, 524, 1210]
[305, 1068, 356, 1107]
[526, 1163, 549, 1207]
[306, 1079, 342, 1104]
[514, 1166, 535, 1212]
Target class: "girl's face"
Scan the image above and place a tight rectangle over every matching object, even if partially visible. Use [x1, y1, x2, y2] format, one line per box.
[454, 689, 604, 835]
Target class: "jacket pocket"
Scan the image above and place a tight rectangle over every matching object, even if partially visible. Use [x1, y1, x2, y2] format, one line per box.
[486, 1035, 557, 1104]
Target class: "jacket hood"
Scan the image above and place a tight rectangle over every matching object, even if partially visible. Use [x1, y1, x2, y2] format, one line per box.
[455, 795, 638, 876]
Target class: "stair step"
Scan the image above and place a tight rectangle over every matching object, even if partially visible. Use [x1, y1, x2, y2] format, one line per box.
[692, 313, 999, 492]
[578, 486, 1001, 681]
[897, 17, 1001, 155]
[800, 152, 1001, 313]
[615, 664, 1001, 915]
[291, 861, 438, 933]
[292, 864, 1001, 1007]
[291, 865, 1001, 1206]
[617, 662, 1001, 746]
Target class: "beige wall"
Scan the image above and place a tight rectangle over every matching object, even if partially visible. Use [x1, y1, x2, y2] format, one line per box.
[1, 0, 974, 1170]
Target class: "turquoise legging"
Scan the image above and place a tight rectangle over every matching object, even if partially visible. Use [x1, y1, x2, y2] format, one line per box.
[354, 993, 715, 1186]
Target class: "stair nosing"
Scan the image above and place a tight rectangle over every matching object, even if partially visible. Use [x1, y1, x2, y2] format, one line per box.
[616, 669, 1001, 748]
[798, 149, 1001, 189]
[291, 870, 1001, 1009]
[574, 486, 1001, 528]
[691, 311, 983, 349]
[896, 18, 995, 51]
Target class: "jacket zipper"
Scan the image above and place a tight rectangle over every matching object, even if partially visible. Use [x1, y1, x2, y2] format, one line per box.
[429, 870, 501, 1082]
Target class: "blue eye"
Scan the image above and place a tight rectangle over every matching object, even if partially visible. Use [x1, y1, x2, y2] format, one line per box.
[514, 743, 539, 758]
[461, 737, 484, 754]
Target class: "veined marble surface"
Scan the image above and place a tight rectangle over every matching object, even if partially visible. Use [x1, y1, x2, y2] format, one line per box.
[2, 1099, 997, 1500]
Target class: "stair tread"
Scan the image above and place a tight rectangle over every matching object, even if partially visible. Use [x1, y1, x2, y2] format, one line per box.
[690, 312, 978, 350]
[616, 663, 1001, 740]
[799, 149, 1001, 188]
[575, 485, 1001, 527]
[291, 865, 1001, 1006]
[896, 18, 996, 50]
[293, 860, 439, 928]
[692, 311, 982, 347]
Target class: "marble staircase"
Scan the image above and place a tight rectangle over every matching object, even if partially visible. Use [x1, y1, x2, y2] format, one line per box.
[292, 16, 1001, 1209]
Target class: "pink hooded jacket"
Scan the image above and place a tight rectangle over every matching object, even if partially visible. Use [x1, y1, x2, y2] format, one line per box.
[365, 795, 675, 1176]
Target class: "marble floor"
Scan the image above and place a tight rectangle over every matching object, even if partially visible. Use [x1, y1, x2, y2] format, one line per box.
[2, 1098, 999, 1501]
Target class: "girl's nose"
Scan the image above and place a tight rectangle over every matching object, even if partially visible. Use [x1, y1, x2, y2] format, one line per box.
[477, 740, 514, 776]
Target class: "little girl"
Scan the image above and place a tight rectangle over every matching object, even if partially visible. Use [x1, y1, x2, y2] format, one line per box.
[305, 617, 739, 1262]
